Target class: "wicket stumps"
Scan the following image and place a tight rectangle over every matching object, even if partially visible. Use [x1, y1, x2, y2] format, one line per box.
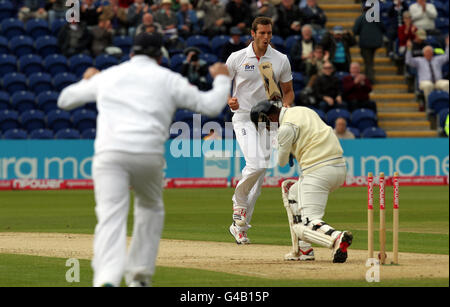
[367, 172, 399, 265]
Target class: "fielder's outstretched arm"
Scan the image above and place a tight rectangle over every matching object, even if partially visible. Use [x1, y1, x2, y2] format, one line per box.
[57, 73, 101, 111]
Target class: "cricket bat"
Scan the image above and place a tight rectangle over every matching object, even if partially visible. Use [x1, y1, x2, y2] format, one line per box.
[258, 62, 282, 101]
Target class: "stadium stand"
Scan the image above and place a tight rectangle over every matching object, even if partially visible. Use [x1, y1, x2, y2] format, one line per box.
[362, 126, 387, 138]
[36, 91, 58, 113]
[2, 72, 28, 93]
[10, 90, 35, 113]
[29, 128, 54, 139]
[20, 109, 45, 131]
[28, 72, 53, 94]
[2, 127, 27, 139]
[18, 53, 43, 75]
[0, 109, 19, 131]
[54, 128, 80, 139]
[46, 109, 72, 131]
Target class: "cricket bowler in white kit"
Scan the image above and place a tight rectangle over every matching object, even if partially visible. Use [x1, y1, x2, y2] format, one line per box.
[250, 101, 353, 263]
[57, 32, 231, 286]
[226, 17, 295, 245]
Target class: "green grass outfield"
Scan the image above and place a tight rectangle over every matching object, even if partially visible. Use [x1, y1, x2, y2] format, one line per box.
[0, 186, 448, 287]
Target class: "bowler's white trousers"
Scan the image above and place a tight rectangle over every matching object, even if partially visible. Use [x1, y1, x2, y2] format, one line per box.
[91, 151, 165, 287]
[232, 113, 273, 231]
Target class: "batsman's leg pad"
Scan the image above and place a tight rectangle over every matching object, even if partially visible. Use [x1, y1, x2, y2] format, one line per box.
[293, 220, 340, 249]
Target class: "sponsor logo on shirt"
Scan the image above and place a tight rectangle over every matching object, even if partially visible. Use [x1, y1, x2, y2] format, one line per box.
[243, 63, 255, 71]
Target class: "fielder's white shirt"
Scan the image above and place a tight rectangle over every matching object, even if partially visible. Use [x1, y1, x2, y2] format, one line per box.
[58, 55, 231, 155]
[226, 43, 292, 113]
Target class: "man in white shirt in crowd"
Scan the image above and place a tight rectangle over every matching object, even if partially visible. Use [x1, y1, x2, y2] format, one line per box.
[57, 32, 231, 287]
[225, 16, 295, 246]
[249, 100, 353, 263]
[409, 0, 438, 33]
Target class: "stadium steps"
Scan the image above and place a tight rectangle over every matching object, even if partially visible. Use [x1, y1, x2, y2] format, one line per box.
[322, 0, 438, 138]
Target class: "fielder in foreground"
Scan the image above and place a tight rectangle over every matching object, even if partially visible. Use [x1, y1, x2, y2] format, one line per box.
[250, 101, 353, 263]
[57, 32, 231, 286]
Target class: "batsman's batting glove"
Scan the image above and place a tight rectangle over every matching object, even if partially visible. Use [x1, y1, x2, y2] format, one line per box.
[289, 154, 295, 167]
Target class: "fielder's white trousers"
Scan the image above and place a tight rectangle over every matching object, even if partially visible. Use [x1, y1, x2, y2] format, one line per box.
[91, 151, 165, 287]
[296, 163, 347, 223]
[232, 113, 273, 231]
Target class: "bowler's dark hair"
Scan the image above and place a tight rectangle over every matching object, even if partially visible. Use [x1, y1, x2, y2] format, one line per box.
[252, 17, 273, 33]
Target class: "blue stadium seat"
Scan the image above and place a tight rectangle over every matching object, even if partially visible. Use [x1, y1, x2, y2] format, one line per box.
[47, 109, 72, 131]
[113, 35, 133, 55]
[0, 35, 8, 53]
[271, 35, 285, 53]
[0, 54, 17, 75]
[20, 109, 46, 131]
[11, 91, 36, 113]
[55, 128, 80, 139]
[28, 72, 53, 94]
[210, 35, 230, 57]
[25, 18, 51, 39]
[348, 126, 360, 138]
[72, 109, 97, 132]
[95, 54, 119, 70]
[186, 35, 211, 53]
[35, 35, 59, 57]
[36, 91, 59, 113]
[285, 35, 301, 53]
[240, 35, 252, 44]
[199, 53, 218, 66]
[336, 71, 350, 81]
[9, 35, 35, 57]
[29, 128, 54, 139]
[2, 128, 27, 139]
[428, 90, 449, 114]
[170, 53, 186, 73]
[0, 1, 15, 22]
[50, 19, 66, 36]
[362, 127, 387, 138]
[2, 72, 28, 93]
[351, 108, 377, 131]
[425, 35, 441, 48]
[0, 109, 19, 131]
[326, 108, 352, 128]
[292, 72, 305, 92]
[43, 54, 69, 75]
[160, 56, 169, 68]
[436, 17, 449, 34]
[81, 128, 96, 139]
[18, 54, 44, 75]
[69, 54, 94, 78]
[0, 91, 10, 110]
[1, 18, 25, 39]
[52, 72, 77, 91]
[120, 54, 130, 63]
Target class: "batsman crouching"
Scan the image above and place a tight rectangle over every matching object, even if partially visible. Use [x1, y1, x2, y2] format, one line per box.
[250, 101, 353, 263]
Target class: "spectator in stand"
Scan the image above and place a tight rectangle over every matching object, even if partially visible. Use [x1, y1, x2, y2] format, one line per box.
[251, 0, 278, 21]
[221, 26, 247, 62]
[100, 0, 129, 36]
[300, 0, 327, 37]
[181, 46, 209, 91]
[118, 0, 134, 8]
[58, 21, 92, 57]
[136, 13, 163, 36]
[47, 0, 66, 25]
[320, 25, 356, 73]
[198, 0, 231, 38]
[313, 61, 346, 113]
[127, 0, 151, 38]
[342, 62, 377, 113]
[290, 24, 315, 73]
[81, 0, 102, 27]
[177, 0, 201, 38]
[275, 0, 304, 39]
[395, 11, 417, 74]
[386, 0, 409, 58]
[18, 0, 47, 22]
[90, 15, 114, 56]
[154, 0, 178, 36]
[353, 2, 386, 84]
[405, 36, 449, 108]
[409, 0, 438, 34]
[226, 0, 252, 34]
[334, 117, 355, 139]
[304, 45, 329, 85]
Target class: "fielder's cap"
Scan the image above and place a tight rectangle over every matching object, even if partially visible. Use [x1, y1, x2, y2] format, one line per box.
[416, 29, 427, 40]
[333, 25, 344, 34]
[230, 26, 242, 36]
[132, 32, 163, 57]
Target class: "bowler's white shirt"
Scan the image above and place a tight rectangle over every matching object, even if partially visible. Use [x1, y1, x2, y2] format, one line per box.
[58, 55, 231, 155]
[226, 43, 292, 113]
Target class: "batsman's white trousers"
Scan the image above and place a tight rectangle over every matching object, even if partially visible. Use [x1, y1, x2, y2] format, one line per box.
[297, 163, 347, 223]
[232, 113, 272, 231]
[92, 151, 165, 287]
